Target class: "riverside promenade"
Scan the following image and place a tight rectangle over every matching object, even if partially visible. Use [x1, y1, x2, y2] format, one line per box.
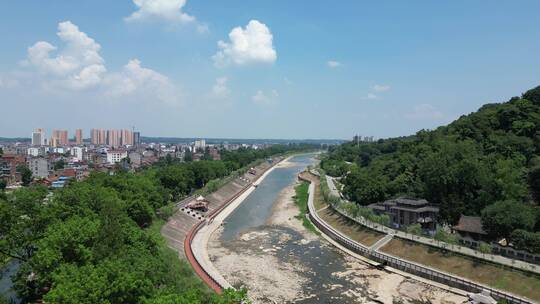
[301, 172, 533, 304]
[161, 157, 283, 292]
[325, 176, 540, 275]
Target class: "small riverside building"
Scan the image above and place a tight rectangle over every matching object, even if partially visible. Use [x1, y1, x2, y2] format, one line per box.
[452, 215, 489, 245]
[368, 198, 439, 232]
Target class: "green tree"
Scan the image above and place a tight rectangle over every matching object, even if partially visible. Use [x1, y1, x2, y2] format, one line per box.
[17, 164, 33, 186]
[406, 223, 422, 237]
[481, 200, 536, 239]
[434, 228, 458, 245]
[0, 187, 49, 262]
[528, 159, 540, 202]
[54, 159, 65, 170]
[510, 229, 540, 254]
[184, 150, 193, 162]
[478, 242, 492, 258]
[126, 199, 154, 227]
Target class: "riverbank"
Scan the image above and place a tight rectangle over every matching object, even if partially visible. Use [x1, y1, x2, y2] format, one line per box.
[207, 157, 466, 303]
[190, 155, 296, 290]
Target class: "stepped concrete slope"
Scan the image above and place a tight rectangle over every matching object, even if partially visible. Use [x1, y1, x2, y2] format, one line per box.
[161, 160, 274, 258]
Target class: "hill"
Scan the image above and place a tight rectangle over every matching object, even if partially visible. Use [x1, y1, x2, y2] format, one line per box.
[322, 86, 540, 250]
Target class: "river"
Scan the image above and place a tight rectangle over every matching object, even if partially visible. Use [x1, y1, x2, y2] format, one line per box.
[0, 260, 20, 303]
[208, 154, 466, 304]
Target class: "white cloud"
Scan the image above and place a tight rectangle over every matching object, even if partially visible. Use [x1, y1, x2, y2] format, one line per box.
[125, 0, 195, 23]
[67, 64, 107, 90]
[372, 84, 390, 92]
[0, 75, 19, 89]
[284, 77, 293, 85]
[405, 104, 444, 120]
[196, 23, 210, 34]
[23, 21, 105, 90]
[213, 20, 277, 67]
[104, 59, 180, 105]
[366, 93, 378, 100]
[20, 21, 181, 105]
[252, 89, 278, 106]
[327, 60, 342, 68]
[211, 77, 230, 98]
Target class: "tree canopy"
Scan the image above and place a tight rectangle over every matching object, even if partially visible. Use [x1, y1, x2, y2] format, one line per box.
[0, 144, 312, 303]
[322, 86, 540, 251]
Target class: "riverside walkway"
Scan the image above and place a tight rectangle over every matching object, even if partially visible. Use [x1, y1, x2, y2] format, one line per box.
[161, 158, 281, 293]
[325, 176, 540, 275]
[301, 172, 532, 304]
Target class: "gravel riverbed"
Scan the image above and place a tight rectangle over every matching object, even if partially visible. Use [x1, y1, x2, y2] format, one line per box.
[208, 171, 466, 304]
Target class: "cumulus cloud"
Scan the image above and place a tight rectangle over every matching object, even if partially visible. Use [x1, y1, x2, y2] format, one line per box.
[104, 59, 180, 105]
[366, 93, 378, 100]
[405, 104, 444, 120]
[372, 84, 390, 92]
[22, 21, 105, 90]
[327, 60, 342, 68]
[213, 20, 277, 67]
[20, 21, 181, 104]
[125, 0, 195, 23]
[252, 89, 278, 106]
[211, 77, 230, 98]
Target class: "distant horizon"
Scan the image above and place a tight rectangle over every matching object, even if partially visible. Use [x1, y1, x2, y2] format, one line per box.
[0, 135, 348, 143]
[2, 1, 540, 139]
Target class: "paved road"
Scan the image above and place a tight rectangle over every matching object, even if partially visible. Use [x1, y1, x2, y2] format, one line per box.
[326, 175, 340, 198]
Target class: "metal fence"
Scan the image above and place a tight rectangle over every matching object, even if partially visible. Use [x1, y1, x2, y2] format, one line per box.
[306, 183, 533, 304]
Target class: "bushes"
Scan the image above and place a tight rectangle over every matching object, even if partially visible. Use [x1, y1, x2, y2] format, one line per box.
[318, 169, 392, 227]
[511, 229, 540, 254]
[434, 228, 459, 245]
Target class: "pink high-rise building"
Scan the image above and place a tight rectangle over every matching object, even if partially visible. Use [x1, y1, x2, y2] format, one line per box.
[51, 129, 68, 146]
[107, 129, 121, 147]
[75, 129, 83, 145]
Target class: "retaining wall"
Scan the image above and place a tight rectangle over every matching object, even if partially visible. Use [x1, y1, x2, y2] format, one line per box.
[303, 176, 534, 304]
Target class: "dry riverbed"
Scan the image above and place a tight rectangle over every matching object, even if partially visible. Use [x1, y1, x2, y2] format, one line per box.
[208, 181, 466, 304]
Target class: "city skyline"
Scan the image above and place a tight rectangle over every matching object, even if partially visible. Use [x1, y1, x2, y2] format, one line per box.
[1, 1, 540, 139]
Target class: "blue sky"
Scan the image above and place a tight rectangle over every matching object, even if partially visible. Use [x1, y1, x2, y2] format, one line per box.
[1, 1, 540, 139]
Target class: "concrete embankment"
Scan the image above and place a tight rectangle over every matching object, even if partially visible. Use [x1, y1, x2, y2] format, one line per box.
[182, 156, 292, 292]
[300, 172, 533, 304]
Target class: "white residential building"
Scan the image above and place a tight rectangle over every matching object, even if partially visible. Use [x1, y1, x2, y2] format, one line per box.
[31, 128, 45, 146]
[194, 139, 206, 151]
[106, 150, 127, 164]
[71, 146, 85, 161]
[27, 147, 40, 157]
[27, 157, 51, 178]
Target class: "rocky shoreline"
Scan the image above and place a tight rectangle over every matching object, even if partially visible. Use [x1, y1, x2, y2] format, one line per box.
[207, 168, 466, 303]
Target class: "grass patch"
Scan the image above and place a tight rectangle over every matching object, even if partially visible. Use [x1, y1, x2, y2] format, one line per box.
[381, 238, 540, 301]
[318, 207, 385, 247]
[147, 219, 212, 293]
[313, 181, 326, 211]
[293, 182, 320, 235]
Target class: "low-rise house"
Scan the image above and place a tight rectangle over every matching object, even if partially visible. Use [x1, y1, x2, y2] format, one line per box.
[0, 154, 26, 184]
[106, 150, 127, 164]
[128, 151, 142, 167]
[452, 215, 489, 244]
[368, 198, 439, 232]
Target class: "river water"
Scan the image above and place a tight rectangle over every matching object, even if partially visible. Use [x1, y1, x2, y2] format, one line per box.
[215, 154, 378, 303]
[0, 260, 20, 303]
[212, 154, 465, 304]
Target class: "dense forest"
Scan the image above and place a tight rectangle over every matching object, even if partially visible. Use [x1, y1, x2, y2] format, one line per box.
[322, 86, 540, 252]
[0, 144, 314, 303]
